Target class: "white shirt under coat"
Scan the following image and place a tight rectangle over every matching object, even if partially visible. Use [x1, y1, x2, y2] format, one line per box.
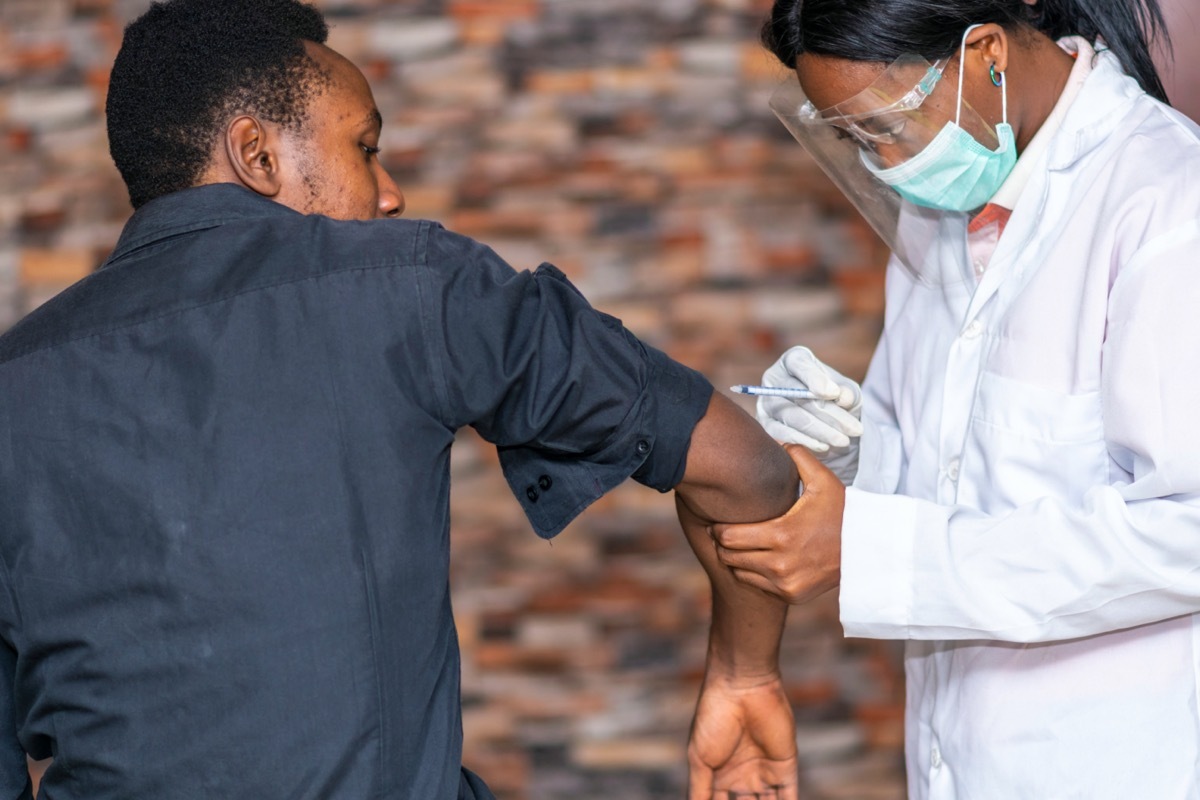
[842, 42, 1200, 799]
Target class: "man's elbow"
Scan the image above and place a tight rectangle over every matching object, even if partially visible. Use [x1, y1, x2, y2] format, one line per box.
[695, 439, 799, 524]
[756, 441, 800, 519]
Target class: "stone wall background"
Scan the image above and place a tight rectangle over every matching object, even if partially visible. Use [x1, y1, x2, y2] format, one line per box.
[1, 1, 1195, 798]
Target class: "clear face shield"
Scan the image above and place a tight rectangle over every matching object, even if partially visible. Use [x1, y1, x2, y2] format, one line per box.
[770, 52, 1003, 285]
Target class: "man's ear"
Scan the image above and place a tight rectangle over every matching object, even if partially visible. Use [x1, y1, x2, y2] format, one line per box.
[223, 115, 282, 197]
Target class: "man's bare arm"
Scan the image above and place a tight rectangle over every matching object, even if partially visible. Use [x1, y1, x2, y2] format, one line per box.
[678, 495, 799, 799]
[666, 393, 824, 798]
[674, 392, 799, 525]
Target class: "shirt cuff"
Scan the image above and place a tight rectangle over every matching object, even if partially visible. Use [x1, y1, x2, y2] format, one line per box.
[630, 346, 713, 492]
[839, 487, 917, 639]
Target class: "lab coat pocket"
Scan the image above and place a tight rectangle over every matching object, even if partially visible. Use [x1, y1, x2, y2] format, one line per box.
[854, 415, 903, 495]
[963, 370, 1107, 512]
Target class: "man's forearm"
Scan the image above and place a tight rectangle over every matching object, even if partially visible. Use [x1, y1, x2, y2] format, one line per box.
[677, 496, 787, 678]
[675, 392, 799, 525]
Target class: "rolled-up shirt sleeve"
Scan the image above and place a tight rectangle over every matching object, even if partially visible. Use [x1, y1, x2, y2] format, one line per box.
[415, 224, 712, 539]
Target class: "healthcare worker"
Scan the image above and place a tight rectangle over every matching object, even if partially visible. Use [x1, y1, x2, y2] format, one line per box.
[711, 0, 1200, 797]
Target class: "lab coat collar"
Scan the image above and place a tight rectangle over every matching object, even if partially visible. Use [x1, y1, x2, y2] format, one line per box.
[1046, 47, 1146, 172]
[961, 49, 1143, 325]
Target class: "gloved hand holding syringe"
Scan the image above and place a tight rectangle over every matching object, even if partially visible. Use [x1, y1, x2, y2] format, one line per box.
[735, 346, 864, 485]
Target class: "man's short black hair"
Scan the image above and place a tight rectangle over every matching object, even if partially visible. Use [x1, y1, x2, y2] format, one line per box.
[107, 0, 331, 209]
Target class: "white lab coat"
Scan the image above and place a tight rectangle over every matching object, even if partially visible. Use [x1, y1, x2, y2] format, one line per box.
[842, 50, 1200, 798]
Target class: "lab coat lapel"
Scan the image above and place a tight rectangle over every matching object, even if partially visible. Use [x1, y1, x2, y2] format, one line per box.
[961, 53, 1143, 325]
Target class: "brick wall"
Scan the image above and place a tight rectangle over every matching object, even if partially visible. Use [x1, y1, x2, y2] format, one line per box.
[3, 2, 1196, 342]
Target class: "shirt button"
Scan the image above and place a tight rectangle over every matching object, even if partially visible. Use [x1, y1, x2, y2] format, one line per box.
[636, 440, 650, 456]
[972, 259, 985, 276]
[946, 458, 961, 482]
[963, 320, 983, 339]
[931, 744, 943, 769]
[538, 475, 553, 491]
[526, 486, 540, 503]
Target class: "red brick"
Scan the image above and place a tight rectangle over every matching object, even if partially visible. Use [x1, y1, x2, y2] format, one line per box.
[526, 69, 594, 96]
[399, 185, 455, 218]
[785, 679, 840, 707]
[13, 43, 69, 72]
[742, 43, 788, 82]
[460, 20, 508, 47]
[5, 128, 34, 153]
[449, 209, 544, 238]
[572, 738, 685, 770]
[20, 248, 94, 285]
[831, 269, 887, 317]
[447, 0, 539, 23]
[855, 703, 907, 750]
[461, 748, 530, 800]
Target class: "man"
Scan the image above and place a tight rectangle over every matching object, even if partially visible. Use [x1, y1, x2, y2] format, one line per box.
[0, 0, 824, 797]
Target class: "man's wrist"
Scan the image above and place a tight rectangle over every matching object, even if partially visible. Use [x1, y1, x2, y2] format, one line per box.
[703, 640, 783, 689]
[700, 663, 784, 693]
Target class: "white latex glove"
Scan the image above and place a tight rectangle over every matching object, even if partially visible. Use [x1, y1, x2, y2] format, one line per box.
[756, 346, 863, 485]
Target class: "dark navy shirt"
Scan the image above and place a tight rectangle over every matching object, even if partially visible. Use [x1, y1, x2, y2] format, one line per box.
[0, 185, 712, 798]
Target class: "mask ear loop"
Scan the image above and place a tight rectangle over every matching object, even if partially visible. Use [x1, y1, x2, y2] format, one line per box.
[999, 67, 1008, 124]
[956, 24, 1008, 128]
[955, 24, 984, 127]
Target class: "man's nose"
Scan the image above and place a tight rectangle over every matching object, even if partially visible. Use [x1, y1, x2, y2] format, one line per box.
[377, 166, 405, 218]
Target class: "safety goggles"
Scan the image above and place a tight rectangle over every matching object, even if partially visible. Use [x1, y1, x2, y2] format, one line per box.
[800, 55, 951, 149]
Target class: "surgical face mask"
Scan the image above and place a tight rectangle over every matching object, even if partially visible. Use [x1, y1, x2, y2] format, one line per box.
[863, 25, 1017, 212]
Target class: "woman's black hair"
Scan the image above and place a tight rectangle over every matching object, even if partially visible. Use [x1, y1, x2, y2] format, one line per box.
[762, 0, 1172, 104]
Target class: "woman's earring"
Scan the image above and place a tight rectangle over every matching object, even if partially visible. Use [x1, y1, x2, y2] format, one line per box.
[990, 64, 1004, 87]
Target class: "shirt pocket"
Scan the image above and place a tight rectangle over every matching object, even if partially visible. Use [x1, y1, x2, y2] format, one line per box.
[962, 370, 1108, 512]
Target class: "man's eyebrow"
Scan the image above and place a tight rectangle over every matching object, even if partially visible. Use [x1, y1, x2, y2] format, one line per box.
[363, 109, 383, 131]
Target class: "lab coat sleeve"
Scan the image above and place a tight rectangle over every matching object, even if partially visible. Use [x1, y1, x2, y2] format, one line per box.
[841, 222, 1200, 643]
[853, 289, 905, 497]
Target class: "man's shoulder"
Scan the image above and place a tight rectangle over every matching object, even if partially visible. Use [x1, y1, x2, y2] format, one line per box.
[275, 213, 434, 271]
[0, 210, 441, 368]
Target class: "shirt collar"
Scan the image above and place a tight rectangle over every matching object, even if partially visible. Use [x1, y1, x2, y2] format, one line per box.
[989, 36, 1096, 210]
[105, 184, 302, 267]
